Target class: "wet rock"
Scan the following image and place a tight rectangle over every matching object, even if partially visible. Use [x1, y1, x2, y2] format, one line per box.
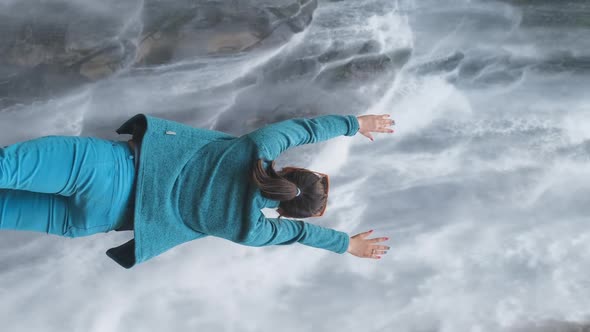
[390, 48, 413, 67]
[500, 0, 590, 28]
[316, 54, 391, 85]
[0, 1, 140, 68]
[451, 53, 527, 88]
[315, 48, 411, 88]
[534, 51, 590, 73]
[457, 58, 488, 79]
[78, 40, 138, 80]
[136, 0, 318, 64]
[318, 40, 381, 63]
[268, 0, 317, 34]
[451, 50, 590, 90]
[472, 69, 524, 86]
[263, 57, 320, 83]
[0, 18, 68, 69]
[0, 0, 319, 106]
[411, 51, 465, 76]
[0, 64, 89, 108]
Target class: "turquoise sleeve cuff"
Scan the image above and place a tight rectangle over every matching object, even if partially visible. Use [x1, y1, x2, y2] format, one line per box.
[336, 231, 350, 254]
[345, 115, 360, 137]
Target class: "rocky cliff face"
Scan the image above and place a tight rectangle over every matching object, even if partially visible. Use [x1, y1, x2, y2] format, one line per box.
[0, 0, 318, 106]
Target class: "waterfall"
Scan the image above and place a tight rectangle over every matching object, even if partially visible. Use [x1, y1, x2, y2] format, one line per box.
[1, 0, 589, 331]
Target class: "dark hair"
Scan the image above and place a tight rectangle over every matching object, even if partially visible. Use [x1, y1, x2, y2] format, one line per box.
[251, 159, 327, 219]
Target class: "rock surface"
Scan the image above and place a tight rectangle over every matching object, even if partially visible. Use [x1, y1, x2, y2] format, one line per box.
[0, 0, 318, 106]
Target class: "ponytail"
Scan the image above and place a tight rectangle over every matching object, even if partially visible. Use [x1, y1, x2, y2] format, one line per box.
[250, 159, 328, 219]
[251, 159, 299, 201]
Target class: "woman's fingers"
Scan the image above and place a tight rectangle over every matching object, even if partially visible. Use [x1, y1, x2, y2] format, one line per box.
[369, 237, 389, 243]
[367, 249, 388, 259]
[368, 249, 388, 255]
[375, 117, 395, 134]
[349, 231, 391, 259]
[357, 229, 374, 239]
[368, 252, 383, 258]
[369, 251, 388, 259]
[378, 119, 395, 126]
[366, 240, 391, 259]
[375, 128, 394, 133]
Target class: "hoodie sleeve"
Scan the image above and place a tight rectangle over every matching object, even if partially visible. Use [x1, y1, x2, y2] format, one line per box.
[244, 214, 350, 254]
[245, 115, 359, 160]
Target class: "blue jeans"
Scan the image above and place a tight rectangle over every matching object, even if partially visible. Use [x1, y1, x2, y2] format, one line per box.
[0, 136, 135, 237]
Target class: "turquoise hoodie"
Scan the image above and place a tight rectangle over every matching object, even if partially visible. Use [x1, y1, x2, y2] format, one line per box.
[107, 113, 360, 268]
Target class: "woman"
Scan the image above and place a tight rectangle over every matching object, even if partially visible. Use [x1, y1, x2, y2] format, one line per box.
[0, 113, 394, 268]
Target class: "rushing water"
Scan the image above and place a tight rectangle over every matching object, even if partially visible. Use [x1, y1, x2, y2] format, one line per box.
[1, 0, 590, 331]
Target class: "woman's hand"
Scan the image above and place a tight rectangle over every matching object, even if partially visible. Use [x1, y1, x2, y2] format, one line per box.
[356, 114, 395, 141]
[347, 230, 390, 259]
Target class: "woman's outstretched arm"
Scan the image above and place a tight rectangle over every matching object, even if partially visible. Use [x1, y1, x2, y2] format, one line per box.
[244, 214, 390, 259]
[245, 214, 350, 254]
[246, 113, 395, 160]
[245, 114, 360, 161]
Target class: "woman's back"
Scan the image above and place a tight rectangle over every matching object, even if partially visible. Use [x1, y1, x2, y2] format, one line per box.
[176, 136, 273, 242]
